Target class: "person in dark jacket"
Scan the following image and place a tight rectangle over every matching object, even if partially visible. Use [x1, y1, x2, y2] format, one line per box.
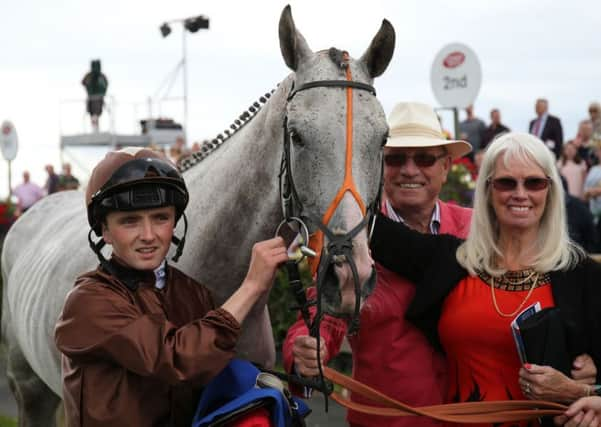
[481, 108, 510, 149]
[561, 175, 597, 252]
[55, 147, 289, 427]
[81, 59, 109, 131]
[371, 132, 600, 426]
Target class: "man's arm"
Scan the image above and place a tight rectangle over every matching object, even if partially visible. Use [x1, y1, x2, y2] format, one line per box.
[370, 214, 462, 284]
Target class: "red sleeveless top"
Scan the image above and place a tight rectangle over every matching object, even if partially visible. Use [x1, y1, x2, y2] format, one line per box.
[438, 275, 554, 427]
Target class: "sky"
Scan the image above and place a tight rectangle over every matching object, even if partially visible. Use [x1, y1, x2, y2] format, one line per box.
[1, 0, 600, 198]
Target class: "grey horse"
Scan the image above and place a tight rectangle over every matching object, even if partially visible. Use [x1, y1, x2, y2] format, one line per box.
[1, 6, 394, 426]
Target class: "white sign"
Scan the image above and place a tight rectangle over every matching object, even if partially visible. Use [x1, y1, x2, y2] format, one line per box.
[430, 43, 482, 109]
[1, 120, 18, 161]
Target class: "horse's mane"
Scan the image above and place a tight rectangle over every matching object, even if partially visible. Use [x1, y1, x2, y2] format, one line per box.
[177, 88, 276, 172]
[177, 47, 347, 173]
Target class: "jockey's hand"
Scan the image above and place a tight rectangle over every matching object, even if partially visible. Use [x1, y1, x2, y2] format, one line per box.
[572, 354, 597, 385]
[244, 237, 289, 294]
[224, 238, 289, 324]
[292, 335, 328, 377]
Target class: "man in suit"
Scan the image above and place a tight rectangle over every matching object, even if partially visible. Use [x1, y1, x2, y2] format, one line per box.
[529, 98, 564, 158]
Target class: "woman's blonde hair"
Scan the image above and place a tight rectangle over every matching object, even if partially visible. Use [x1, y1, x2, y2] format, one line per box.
[456, 132, 584, 275]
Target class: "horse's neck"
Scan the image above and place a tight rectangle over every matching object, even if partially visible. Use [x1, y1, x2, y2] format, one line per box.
[180, 78, 292, 288]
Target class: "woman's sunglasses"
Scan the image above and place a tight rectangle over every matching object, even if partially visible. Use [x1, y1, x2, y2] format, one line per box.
[487, 176, 551, 192]
[384, 152, 446, 168]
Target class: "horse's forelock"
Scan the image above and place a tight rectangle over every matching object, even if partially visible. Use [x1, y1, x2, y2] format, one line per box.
[327, 47, 349, 69]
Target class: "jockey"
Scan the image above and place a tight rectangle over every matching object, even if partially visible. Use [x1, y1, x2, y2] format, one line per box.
[55, 147, 299, 427]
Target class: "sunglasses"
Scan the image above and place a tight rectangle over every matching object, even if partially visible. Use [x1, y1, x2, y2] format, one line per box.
[487, 176, 551, 192]
[384, 152, 447, 168]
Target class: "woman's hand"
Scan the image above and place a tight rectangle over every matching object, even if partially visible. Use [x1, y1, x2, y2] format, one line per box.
[572, 354, 598, 385]
[554, 396, 601, 427]
[519, 364, 589, 403]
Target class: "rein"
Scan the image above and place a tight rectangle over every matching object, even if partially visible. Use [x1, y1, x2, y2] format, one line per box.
[323, 367, 567, 422]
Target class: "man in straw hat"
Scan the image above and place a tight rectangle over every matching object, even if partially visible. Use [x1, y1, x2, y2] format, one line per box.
[283, 102, 473, 427]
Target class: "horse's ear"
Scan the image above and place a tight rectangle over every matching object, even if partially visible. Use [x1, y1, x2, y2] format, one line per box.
[360, 19, 395, 78]
[279, 5, 312, 71]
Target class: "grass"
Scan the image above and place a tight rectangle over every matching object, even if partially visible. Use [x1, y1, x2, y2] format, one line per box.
[0, 415, 16, 427]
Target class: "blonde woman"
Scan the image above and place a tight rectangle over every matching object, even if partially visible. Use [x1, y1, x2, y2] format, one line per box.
[371, 133, 601, 426]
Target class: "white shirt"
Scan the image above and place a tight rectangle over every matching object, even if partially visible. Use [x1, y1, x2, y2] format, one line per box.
[154, 261, 167, 290]
[385, 199, 441, 234]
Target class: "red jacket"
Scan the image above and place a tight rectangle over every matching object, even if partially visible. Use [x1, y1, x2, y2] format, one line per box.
[283, 201, 472, 427]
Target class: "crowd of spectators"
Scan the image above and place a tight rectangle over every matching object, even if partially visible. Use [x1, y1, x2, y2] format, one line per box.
[9, 162, 80, 216]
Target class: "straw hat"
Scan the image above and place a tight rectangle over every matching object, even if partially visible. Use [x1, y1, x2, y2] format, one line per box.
[385, 102, 472, 159]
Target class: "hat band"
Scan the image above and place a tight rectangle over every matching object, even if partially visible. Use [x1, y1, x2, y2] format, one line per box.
[389, 124, 444, 140]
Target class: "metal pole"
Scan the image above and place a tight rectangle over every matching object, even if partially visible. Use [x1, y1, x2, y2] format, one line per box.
[7, 160, 12, 196]
[182, 26, 188, 144]
[453, 107, 460, 140]
[147, 96, 153, 120]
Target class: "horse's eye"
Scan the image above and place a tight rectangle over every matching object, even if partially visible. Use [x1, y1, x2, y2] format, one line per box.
[290, 131, 304, 146]
[381, 134, 389, 147]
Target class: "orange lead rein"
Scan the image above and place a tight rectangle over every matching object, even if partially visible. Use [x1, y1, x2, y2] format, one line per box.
[323, 366, 567, 423]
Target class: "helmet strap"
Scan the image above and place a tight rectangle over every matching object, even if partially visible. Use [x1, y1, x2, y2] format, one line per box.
[171, 213, 188, 262]
[87, 229, 140, 291]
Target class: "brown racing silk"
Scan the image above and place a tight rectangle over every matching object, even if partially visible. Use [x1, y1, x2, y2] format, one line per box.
[55, 263, 241, 427]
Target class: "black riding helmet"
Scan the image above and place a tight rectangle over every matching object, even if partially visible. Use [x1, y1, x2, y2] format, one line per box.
[86, 147, 189, 268]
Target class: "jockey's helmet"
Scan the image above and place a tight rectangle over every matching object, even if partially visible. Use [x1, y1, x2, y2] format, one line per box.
[86, 147, 188, 236]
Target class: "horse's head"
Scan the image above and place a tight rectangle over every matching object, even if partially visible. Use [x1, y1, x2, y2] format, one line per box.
[278, 6, 395, 321]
